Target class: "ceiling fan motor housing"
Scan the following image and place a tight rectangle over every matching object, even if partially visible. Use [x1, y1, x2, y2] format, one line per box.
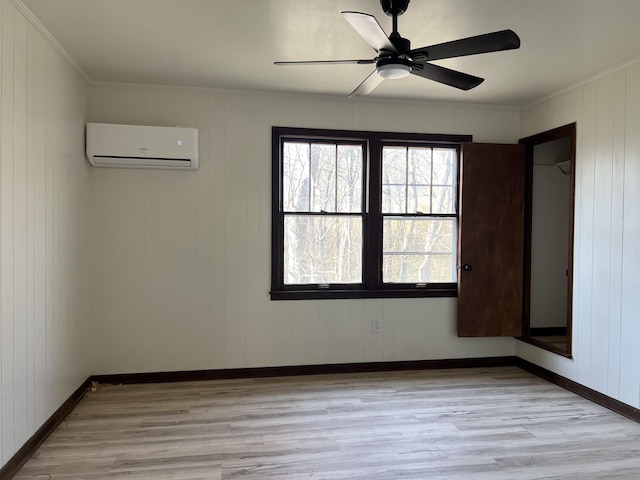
[381, 0, 410, 16]
[389, 34, 411, 54]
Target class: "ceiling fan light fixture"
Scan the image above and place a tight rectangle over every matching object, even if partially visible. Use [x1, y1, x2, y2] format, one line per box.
[376, 58, 412, 79]
[377, 62, 411, 79]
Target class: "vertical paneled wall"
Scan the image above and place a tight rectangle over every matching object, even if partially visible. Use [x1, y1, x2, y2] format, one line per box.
[87, 85, 521, 376]
[518, 61, 640, 409]
[0, 0, 91, 466]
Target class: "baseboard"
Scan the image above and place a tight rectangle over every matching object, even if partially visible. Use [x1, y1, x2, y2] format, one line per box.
[515, 358, 640, 423]
[0, 377, 92, 480]
[93, 356, 518, 385]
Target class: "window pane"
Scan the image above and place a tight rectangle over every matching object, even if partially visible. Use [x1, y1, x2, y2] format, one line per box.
[382, 185, 406, 213]
[383, 254, 454, 284]
[283, 142, 310, 212]
[284, 215, 362, 284]
[432, 186, 455, 214]
[408, 148, 432, 185]
[407, 185, 431, 213]
[383, 218, 456, 283]
[310, 143, 336, 212]
[433, 148, 455, 186]
[407, 148, 432, 214]
[336, 145, 363, 213]
[382, 146, 407, 213]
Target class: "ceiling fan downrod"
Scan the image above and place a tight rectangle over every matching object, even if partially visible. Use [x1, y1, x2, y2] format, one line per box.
[380, 0, 411, 54]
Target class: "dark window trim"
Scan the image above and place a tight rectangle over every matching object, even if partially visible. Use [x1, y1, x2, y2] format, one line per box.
[271, 126, 472, 301]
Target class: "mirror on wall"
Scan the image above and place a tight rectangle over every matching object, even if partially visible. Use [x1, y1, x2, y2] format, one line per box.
[519, 123, 576, 357]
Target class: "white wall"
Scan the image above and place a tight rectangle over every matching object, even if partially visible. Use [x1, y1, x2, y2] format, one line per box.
[87, 84, 520, 375]
[0, 0, 92, 467]
[530, 152, 571, 328]
[518, 60, 640, 409]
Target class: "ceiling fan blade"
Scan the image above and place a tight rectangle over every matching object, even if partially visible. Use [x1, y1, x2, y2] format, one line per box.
[411, 62, 484, 90]
[348, 70, 385, 98]
[409, 30, 520, 61]
[275, 59, 376, 66]
[342, 11, 398, 54]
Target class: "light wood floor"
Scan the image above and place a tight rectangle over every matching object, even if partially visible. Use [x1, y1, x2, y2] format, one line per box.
[13, 367, 640, 479]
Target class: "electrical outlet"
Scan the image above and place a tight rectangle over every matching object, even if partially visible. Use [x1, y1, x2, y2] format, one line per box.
[371, 318, 382, 334]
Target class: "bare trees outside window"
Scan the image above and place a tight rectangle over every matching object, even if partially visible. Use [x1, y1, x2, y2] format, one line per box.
[282, 141, 364, 285]
[381, 146, 457, 284]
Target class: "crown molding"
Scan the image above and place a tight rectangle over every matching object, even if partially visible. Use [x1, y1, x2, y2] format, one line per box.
[11, 0, 91, 83]
[523, 54, 640, 110]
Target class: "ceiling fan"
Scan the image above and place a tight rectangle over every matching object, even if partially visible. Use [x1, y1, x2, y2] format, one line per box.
[274, 0, 521, 97]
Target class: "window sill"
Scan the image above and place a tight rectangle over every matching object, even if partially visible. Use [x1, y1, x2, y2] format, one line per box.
[270, 287, 457, 301]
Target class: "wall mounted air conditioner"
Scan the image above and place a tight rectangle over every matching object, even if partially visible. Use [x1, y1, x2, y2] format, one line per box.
[86, 123, 199, 170]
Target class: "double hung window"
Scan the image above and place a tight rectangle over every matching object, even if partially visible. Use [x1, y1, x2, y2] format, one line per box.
[271, 127, 471, 300]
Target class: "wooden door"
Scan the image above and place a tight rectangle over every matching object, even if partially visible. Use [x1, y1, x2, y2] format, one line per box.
[458, 143, 525, 337]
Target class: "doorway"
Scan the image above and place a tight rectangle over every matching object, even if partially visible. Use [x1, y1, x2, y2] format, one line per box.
[519, 123, 576, 356]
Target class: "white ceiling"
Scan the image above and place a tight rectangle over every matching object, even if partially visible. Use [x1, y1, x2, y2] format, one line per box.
[22, 0, 640, 106]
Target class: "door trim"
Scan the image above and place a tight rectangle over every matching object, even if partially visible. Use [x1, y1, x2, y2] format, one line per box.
[518, 123, 576, 357]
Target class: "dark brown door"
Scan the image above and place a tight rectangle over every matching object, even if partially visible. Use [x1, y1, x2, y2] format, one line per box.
[458, 143, 525, 337]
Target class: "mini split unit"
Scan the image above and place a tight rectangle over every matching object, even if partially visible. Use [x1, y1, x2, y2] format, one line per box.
[86, 123, 199, 170]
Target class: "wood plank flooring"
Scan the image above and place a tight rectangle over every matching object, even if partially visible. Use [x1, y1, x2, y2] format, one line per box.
[12, 367, 640, 479]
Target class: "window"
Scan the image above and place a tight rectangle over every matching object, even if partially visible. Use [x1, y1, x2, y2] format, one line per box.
[271, 127, 471, 300]
[381, 145, 457, 284]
